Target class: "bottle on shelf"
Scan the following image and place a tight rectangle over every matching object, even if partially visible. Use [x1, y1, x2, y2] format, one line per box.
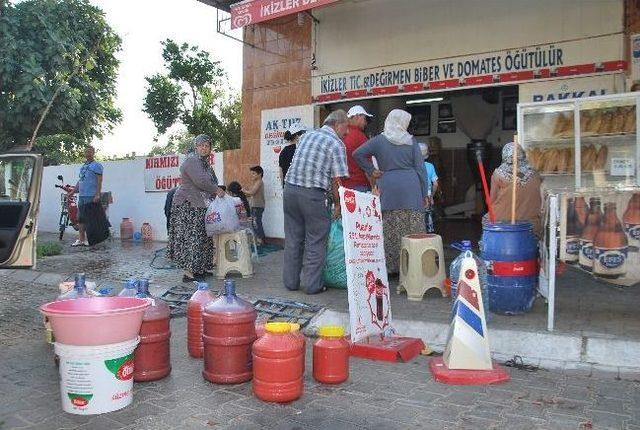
[565, 197, 582, 264]
[593, 202, 628, 279]
[578, 198, 602, 271]
[623, 193, 640, 252]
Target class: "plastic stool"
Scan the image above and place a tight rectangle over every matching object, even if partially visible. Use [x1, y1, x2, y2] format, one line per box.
[398, 233, 446, 301]
[216, 230, 254, 279]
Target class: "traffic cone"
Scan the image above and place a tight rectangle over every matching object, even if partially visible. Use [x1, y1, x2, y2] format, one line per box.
[429, 253, 510, 385]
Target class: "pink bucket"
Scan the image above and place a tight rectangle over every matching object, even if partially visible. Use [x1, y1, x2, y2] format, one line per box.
[40, 297, 150, 346]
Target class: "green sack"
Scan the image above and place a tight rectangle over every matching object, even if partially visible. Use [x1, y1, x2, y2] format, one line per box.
[322, 220, 347, 289]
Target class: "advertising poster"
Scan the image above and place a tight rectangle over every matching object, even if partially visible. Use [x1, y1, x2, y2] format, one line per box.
[260, 105, 314, 238]
[559, 189, 640, 286]
[339, 187, 393, 342]
[144, 153, 224, 192]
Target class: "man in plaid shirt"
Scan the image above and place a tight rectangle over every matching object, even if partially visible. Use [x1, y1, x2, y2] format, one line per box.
[283, 109, 349, 294]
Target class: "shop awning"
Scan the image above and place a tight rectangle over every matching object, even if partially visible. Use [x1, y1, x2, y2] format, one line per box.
[228, 0, 340, 29]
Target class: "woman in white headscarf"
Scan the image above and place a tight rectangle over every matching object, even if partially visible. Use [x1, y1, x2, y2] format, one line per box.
[354, 109, 429, 275]
[488, 142, 542, 235]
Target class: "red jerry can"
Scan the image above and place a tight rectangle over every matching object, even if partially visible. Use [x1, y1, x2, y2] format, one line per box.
[202, 279, 257, 384]
[134, 280, 172, 381]
[252, 322, 305, 403]
[187, 282, 215, 358]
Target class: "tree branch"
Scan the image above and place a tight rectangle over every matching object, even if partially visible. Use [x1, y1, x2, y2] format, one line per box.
[28, 35, 104, 150]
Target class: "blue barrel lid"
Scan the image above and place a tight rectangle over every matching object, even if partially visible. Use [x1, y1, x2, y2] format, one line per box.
[483, 221, 533, 232]
[204, 279, 255, 315]
[196, 282, 209, 290]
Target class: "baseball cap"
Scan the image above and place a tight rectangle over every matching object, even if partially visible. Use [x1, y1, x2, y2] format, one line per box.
[347, 105, 373, 118]
[287, 122, 308, 135]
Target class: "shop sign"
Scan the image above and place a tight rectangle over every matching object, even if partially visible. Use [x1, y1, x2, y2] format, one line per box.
[313, 34, 624, 101]
[143, 153, 223, 192]
[230, 0, 339, 29]
[260, 105, 314, 238]
[610, 158, 635, 177]
[519, 75, 624, 103]
[339, 187, 393, 342]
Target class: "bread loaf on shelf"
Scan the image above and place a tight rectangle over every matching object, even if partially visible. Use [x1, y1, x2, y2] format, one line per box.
[623, 107, 636, 133]
[587, 111, 603, 134]
[596, 145, 608, 170]
[598, 111, 613, 135]
[611, 108, 626, 134]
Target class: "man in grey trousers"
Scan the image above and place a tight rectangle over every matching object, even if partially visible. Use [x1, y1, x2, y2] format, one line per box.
[283, 110, 350, 294]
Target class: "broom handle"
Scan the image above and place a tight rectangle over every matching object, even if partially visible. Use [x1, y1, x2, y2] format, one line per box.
[511, 135, 519, 224]
[476, 150, 495, 223]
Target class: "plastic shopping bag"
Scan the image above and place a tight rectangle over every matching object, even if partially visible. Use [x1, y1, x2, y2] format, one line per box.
[322, 220, 347, 289]
[205, 195, 240, 236]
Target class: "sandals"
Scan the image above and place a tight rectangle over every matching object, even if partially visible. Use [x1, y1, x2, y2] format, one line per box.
[71, 240, 88, 247]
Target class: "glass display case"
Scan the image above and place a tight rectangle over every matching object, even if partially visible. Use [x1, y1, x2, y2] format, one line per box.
[517, 92, 639, 190]
[517, 92, 640, 331]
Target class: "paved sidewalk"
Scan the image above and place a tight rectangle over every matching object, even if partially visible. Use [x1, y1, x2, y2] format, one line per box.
[0, 234, 639, 429]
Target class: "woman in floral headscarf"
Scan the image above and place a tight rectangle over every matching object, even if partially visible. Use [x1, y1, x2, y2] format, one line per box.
[489, 142, 542, 235]
[354, 109, 429, 275]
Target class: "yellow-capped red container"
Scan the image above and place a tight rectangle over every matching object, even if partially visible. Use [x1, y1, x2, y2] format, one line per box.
[313, 325, 349, 385]
[252, 322, 304, 403]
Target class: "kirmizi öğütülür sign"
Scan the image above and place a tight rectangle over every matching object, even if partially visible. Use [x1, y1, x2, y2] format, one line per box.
[144, 154, 220, 192]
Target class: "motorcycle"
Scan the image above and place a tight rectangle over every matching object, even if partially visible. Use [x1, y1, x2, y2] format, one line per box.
[54, 175, 79, 240]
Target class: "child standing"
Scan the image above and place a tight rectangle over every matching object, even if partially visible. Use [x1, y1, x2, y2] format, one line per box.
[244, 166, 266, 244]
[419, 143, 439, 232]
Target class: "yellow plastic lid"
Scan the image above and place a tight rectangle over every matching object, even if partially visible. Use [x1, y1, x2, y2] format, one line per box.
[318, 325, 345, 338]
[265, 322, 292, 334]
[290, 323, 301, 332]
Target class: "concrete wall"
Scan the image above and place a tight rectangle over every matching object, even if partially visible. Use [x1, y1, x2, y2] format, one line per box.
[38, 157, 223, 242]
[313, 0, 623, 77]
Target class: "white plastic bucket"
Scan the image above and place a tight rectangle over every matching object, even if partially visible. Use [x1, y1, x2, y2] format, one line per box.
[54, 337, 139, 415]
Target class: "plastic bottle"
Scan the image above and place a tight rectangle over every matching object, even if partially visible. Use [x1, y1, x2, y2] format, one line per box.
[57, 273, 89, 300]
[203, 279, 257, 384]
[623, 193, 640, 251]
[135, 279, 151, 298]
[120, 218, 134, 240]
[449, 241, 490, 320]
[313, 325, 349, 385]
[579, 198, 602, 271]
[187, 282, 216, 358]
[565, 198, 582, 264]
[133, 279, 172, 381]
[118, 279, 138, 297]
[593, 202, 628, 279]
[252, 322, 304, 403]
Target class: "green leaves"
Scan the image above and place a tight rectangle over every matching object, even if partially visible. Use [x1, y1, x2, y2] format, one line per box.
[0, 0, 122, 158]
[142, 39, 240, 154]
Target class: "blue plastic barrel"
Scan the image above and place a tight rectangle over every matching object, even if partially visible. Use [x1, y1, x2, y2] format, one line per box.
[480, 222, 538, 315]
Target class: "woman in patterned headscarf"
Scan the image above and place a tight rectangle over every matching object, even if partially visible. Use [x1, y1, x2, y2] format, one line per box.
[167, 134, 225, 282]
[488, 142, 542, 235]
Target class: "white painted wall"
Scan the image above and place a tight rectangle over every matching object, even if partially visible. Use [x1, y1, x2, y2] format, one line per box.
[314, 0, 623, 76]
[38, 156, 224, 241]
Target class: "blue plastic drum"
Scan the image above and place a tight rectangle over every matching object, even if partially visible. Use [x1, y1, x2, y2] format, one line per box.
[480, 222, 538, 315]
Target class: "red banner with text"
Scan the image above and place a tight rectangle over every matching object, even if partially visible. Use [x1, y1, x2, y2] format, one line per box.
[230, 0, 339, 29]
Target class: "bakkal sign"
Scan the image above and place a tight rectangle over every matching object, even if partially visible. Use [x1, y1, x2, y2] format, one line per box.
[312, 34, 624, 100]
[230, 0, 339, 29]
[519, 74, 624, 103]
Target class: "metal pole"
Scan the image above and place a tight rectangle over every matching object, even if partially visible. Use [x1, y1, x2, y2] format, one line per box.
[548, 194, 558, 331]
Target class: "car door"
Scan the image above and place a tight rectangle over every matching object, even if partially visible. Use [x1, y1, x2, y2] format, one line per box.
[0, 151, 43, 268]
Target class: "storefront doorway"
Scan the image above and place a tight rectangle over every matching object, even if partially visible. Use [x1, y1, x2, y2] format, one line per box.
[323, 85, 519, 245]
